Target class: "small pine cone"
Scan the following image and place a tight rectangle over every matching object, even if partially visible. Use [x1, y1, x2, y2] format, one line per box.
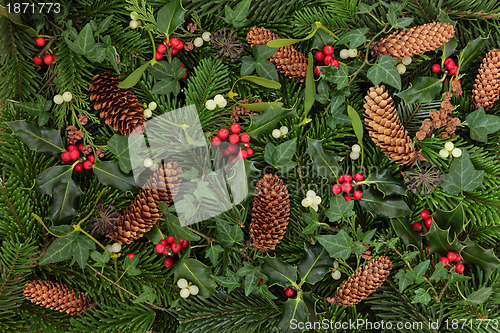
[66, 125, 84, 144]
[23, 280, 89, 315]
[249, 174, 290, 252]
[108, 162, 183, 244]
[184, 41, 194, 52]
[363, 85, 418, 165]
[451, 80, 463, 97]
[327, 256, 392, 307]
[78, 114, 88, 125]
[231, 99, 260, 122]
[247, 27, 308, 83]
[371, 22, 455, 59]
[81, 145, 93, 155]
[95, 148, 105, 158]
[186, 22, 197, 33]
[89, 72, 146, 135]
[472, 49, 500, 110]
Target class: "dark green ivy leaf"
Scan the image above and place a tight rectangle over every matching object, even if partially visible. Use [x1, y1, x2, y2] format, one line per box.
[325, 195, 355, 222]
[315, 229, 353, 260]
[367, 55, 401, 90]
[211, 270, 241, 293]
[335, 28, 369, 49]
[466, 107, 500, 143]
[264, 138, 297, 172]
[441, 150, 485, 195]
[321, 64, 349, 89]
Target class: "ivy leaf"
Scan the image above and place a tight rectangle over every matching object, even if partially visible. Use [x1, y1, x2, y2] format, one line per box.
[241, 56, 256, 76]
[298, 244, 333, 284]
[252, 44, 277, 60]
[432, 202, 467, 237]
[395, 77, 443, 104]
[460, 287, 493, 305]
[306, 138, 340, 181]
[174, 259, 216, 298]
[321, 64, 349, 89]
[325, 195, 354, 222]
[73, 233, 96, 269]
[159, 202, 201, 243]
[429, 262, 448, 282]
[205, 245, 224, 266]
[93, 161, 138, 192]
[247, 105, 296, 138]
[244, 267, 262, 296]
[335, 28, 369, 49]
[390, 217, 422, 249]
[91, 250, 110, 268]
[315, 230, 353, 260]
[414, 260, 430, 278]
[466, 107, 500, 143]
[7, 120, 63, 154]
[352, 241, 367, 255]
[215, 218, 244, 248]
[461, 239, 500, 278]
[278, 298, 309, 333]
[367, 55, 401, 90]
[157, 0, 185, 35]
[364, 169, 407, 197]
[133, 285, 156, 304]
[315, 80, 330, 104]
[255, 60, 279, 82]
[107, 134, 133, 173]
[360, 188, 411, 218]
[302, 209, 319, 235]
[412, 288, 431, 305]
[264, 138, 297, 172]
[211, 270, 240, 293]
[35, 165, 73, 194]
[66, 23, 96, 55]
[426, 223, 465, 254]
[13, 95, 52, 126]
[224, 0, 251, 28]
[449, 271, 471, 283]
[148, 59, 184, 95]
[394, 269, 415, 292]
[123, 254, 141, 276]
[261, 257, 297, 287]
[441, 150, 485, 195]
[39, 234, 77, 265]
[48, 179, 82, 224]
[458, 36, 487, 72]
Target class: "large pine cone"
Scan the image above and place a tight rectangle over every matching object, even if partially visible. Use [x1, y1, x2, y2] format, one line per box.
[472, 49, 500, 110]
[89, 72, 146, 135]
[249, 174, 290, 252]
[371, 22, 455, 59]
[108, 162, 183, 244]
[23, 280, 90, 315]
[327, 256, 392, 307]
[246, 27, 308, 83]
[364, 85, 418, 165]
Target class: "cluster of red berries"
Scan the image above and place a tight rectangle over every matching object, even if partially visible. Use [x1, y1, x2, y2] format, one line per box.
[156, 37, 184, 58]
[211, 124, 253, 162]
[426, 247, 464, 274]
[313, 45, 339, 76]
[431, 58, 460, 82]
[154, 236, 189, 268]
[331, 173, 364, 201]
[33, 37, 56, 66]
[61, 144, 95, 172]
[411, 209, 433, 232]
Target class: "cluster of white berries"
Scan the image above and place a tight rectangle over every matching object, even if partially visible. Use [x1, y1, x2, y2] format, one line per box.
[143, 157, 158, 171]
[129, 12, 141, 29]
[350, 144, 361, 160]
[301, 190, 322, 212]
[396, 56, 412, 75]
[339, 48, 358, 59]
[205, 94, 227, 110]
[53, 92, 73, 105]
[331, 260, 341, 280]
[144, 101, 157, 118]
[105, 242, 122, 253]
[194, 32, 212, 48]
[439, 141, 462, 159]
[271, 126, 288, 139]
[177, 278, 199, 298]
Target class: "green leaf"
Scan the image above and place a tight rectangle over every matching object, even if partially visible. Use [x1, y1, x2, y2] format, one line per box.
[394, 269, 415, 292]
[144, 225, 164, 244]
[360, 188, 411, 218]
[426, 223, 465, 254]
[224, 0, 251, 28]
[304, 52, 315, 116]
[366, 55, 401, 90]
[429, 263, 448, 282]
[297, 244, 333, 284]
[226, 158, 258, 203]
[362, 229, 377, 244]
[39, 234, 77, 265]
[206, 245, 224, 266]
[215, 219, 244, 248]
[73, 233, 96, 269]
[439, 37, 457, 60]
[66, 23, 96, 55]
[48, 179, 82, 224]
[264, 138, 297, 172]
[157, 0, 186, 34]
[395, 77, 443, 104]
[107, 134, 134, 173]
[347, 105, 363, 145]
[365, 169, 406, 197]
[252, 45, 277, 60]
[35, 165, 73, 194]
[91, 250, 110, 268]
[152, 76, 180, 95]
[174, 259, 216, 298]
[159, 202, 201, 243]
[321, 64, 349, 89]
[335, 28, 369, 49]
[244, 267, 261, 296]
[412, 288, 431, 305]
[93, 161, 138, 192]
[356, 2, 379, 14]
[117, 62, 149, 89]
[211, 270, 240, 293]
[432, 202, 467, 236]
[278, 298, 308, 333]
[461, 239, 499, 278]
[267, 27, 318, 48]
[312, 28, 334, 50]
[315, 230, 353, 260]
[441, 150, 485, 195]
[241, 56, 256, 76]
[148, 59, 184, 95]
[458, 37, 487, 72]
[7, 120, 64, 154]
[449, 271, 471, 283]
[414, 260, 430, 278]
[261, 257, 297, 287]
[240, 75, 281, 89]
[461, 287, 493, 305]
[306, 138, 340, 181]
[466, 107, 500, 143]
[123, 254, 141, 276]
[133, 285, 156, 304]
[238, 101, 283, 112]
[255, 60, 279, 82]
[247, 105, 296, 138]
[302, 210, 319, 235]
[390, 217, 422, 249]
[13, 95, 52, 126]
[325, 195, 355, 222]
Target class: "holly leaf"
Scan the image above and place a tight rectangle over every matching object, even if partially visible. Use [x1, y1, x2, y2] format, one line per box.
[174, 259, 216, 298]
[73, 233, 96, 269]
[93, 161, 138, 192]
[48, 179, 82, 224]
[426, 223, 465, 254]
[460, 287, 493, 305]
[461, 239, 500, 278]
[360, 188, 411, 218]
[312, 28, 334, 50]
[278, 298, 309, 333]
[429, 263, 448, 282]
[224, 0, 251, 28]
[261, 256, 297, 287]
[39, 234, 77, 265]
[211, 270, 240, 293]
[367, 55, 401, 90]
[315, 230, 353, 260]
[321, 64, 349, 89]
[35, 165, 73, 195]
[159, 202, 201, 243]
[7, 120, 64, 154]
[466, 107, 500, 143]
[395, 77, 443, 104]
[264, 138, 297, 172]
[206, 245, 224, 266]
[439, 37, 457, 60]
[335, 28, 369, 49]
[306, 138, 340, 181]
[247, 105, 296, 139]
[432, 202, 467, 237]
[325, 195, 355, 222]
[458, 36, 487, 72]
[390, 217, 422, 249]
[298, 244, 333, 284]
[157, 0, 185, 35]
[365, 169, 407, 197]
[215, 218, 244, 248]
[412, 288, 431, 305]
[441, 150, 485, 195]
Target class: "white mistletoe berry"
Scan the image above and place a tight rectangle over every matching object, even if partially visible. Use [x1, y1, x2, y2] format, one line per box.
[339, 49, 349, 59]
[180, 288, 190, 298]
[301, 198, 310, 207]
[444, 141, 454, 152]
[350, 151, 360, 160]
[310, 204, 319, 212]
[397, 64, 406, 74]
[272, 129, 281, 139]
[333, 260, 339, 269]
[216, 98, 227, 108]
[347, 48, 357, 58]
[306, 190, 316, 198]
[144, 109, 152, 118]
[205, 99, 217, 110]
[451, 148, 462, 158]
[62, 91, 73, 102]
[202, 31, 212, 42]
[194, 37, 204, 48]
[111, 243, 121, 253]
[177, 278, 188, 289]
[129, 20, 139, 29]
[130, 11, 139, 20]
[439, 149, 450, 158]
[214, 94, 225, 105]
[351, 144, 361, 153]
[188, 285, 199, 295]
[402, 56, 412, 66]
[331, 269, 341, 280]
[312, 195, 322, 205]
[53, 95, 64, 105]
[148, 101, 157, 110]
[279, 126, 288, 135]
[105, 244, 114, 253]
[143, 158, 154, 168]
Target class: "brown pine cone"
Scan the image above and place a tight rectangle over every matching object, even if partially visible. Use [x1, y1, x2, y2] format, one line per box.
[472, 49, 500, 110]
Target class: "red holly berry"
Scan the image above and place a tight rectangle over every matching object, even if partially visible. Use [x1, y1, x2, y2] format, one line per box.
[169, 37, 180, 48]
[127, 253, 135, 260]
[158, 239, 167, 246]
[240, 133, 250, 143]
[164, 258, 174, 268]
[33, 56, 43, 65]
[61, 151, 72, 162]
[445, 61, 456, 70]
[285, 287, 294, 297]
[246, 148, 254, 156]
[449, 66, 458, 76]
[157, 44, 167, 53]
[36, 37, 46, 47]
[341, 182, 352, 193]
[439, 257, 449, 266]
[238, 150, 248, 159]
[412, 222, 423, 232]
[424, 217, 433, 227]
[353, 190, 363, 200]
[166, 235, 175, 244]
[227, 144, 238, 154]
[176, 41, 184, 49]
[83, 161, 93, 170]
[343, 194, 352, 201]
[323, 45, 334, 56]
[77, 143, 84, 151]
[218, 128, 229, 139]
[324, 56, 334, 66]
[171, 243, 181, 253]
[155, 51, 163, 60]
[353, 173, 363, 182]
[74, 163, 84, 172]
[230, 123, 241, 134]
[431, 64, 441, 73]
[425, 246, 430, 253]
[170, 48, 178, 55]
[447, 251, 457, 262]
[43, 54, 55, 65]
[332, 184, 342, 194]
[69, 150, 80, 160]
[444, 58, 454, 66]
[181, 71, 187, 79]
[315, 50, 325, 61]
[338, 175, 345, 183]
[211, 136, 222, 146]
[455, 263, 464, 274]
[155, 243, 166, 253]
[454, 254, 462, 262]
[420, 209, 430, 219]
[344, 175, 353, 183]
[163, 245, 171, 254]
[314, 66, 321, 76]
[68, 144, 77, 152]
[87, 154, 95, 163]
[332, 60, 340, 68]
[180, 239, 189, 248]
[229, 134, 240, 144]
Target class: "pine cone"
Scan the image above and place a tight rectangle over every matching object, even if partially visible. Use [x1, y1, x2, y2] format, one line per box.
[327, 256, 392, 307]
[247, 27, 308, 83]
[23, 280, 90, 315]
[472, 49, 500, 110]
[363, 85, 418, 165]
[371, 22, 455, 59]
[89, 72, 146, 135]
[249, 174, 290, 252]
[108, 162, 183, 244]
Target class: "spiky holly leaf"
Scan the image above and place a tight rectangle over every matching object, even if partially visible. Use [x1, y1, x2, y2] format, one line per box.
[306, 138, 340, 182]
[360, 188, 411, 218]
[426, 223, 465, 254]
[278, 298, 309, 333]
[441, 150, 485, 195]
[261, 257, 297, 287]
[390, 217, 422, 249]
[432, 202, 467, 237]
[460, 239, 500, 278]
[297, 244, 333, 285]
[364, 169, 407, 197]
